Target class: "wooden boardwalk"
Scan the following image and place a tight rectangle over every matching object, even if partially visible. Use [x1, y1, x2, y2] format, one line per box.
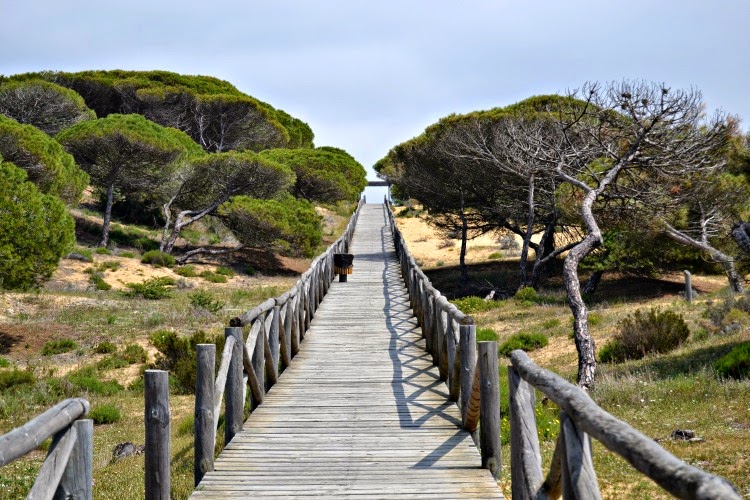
[191, 204, 503, 499]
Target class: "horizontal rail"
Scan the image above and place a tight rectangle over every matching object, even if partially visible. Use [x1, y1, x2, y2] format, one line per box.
[0, 398, 92, 499]
[509, 350, 741, 500]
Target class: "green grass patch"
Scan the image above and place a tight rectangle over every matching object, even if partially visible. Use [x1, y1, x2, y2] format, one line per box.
[487, 251, 503, 260]
[89, 404, 122, 425]
[715, 341, 750, 379]
[122, 344, 147, 364]
[0, 368, 35, 390]
[476, 327, 499, 342]
[214, 266, 235, 277]
[123, 277, 176, 299]
[451, 296, 504, 314]
[498, 332, 549, 357]
[189, 290, 224, 313]
[41, 339, 78, 356]
[141, 250, 176, 268]
[174, 265, 198, 277]
[0, 357, 10, 368]
[94, 341, 117, 354]
[199, 271, 227, 283]
[95, 247, 112, 255]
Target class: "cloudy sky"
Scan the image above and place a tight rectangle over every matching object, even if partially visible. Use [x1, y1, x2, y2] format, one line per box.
[2, 1, 748, 197]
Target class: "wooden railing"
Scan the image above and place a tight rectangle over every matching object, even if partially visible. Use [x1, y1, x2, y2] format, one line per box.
[507, 350, 741, 500]
[384, 199, 502, 478]
[384, 199, 742, 499]
[189, 196, 366, 488]
[0, 398, 92, 500]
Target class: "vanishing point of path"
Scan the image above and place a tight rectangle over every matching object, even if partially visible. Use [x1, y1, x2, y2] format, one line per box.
[191, 204, 504, 499]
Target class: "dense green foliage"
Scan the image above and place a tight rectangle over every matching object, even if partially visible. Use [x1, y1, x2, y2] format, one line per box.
[15, 70, 313, 151]
[714, 341, 750, 379]
[41, 339, 78, 355]
[141, 250, 176, 268]
[89, 404, 122, 425]
[57, 113, 203, 245]
[219, 194, 323, 257]
[150, 329, 224, 394]
[0, 369, 35, 390]
[600, 308, 690, 363]
[0, 160, 76, 290]
[0, 79, 95, 135]
[0, 115, 89, 204]
[123, 276, 176, 299]
[498, 332, 549, 356]
[261, 147, 367, 203]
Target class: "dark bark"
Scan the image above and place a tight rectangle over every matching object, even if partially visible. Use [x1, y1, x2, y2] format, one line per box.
[175, 245, 244, 265]
[459, 209, 469, 286]
[100, 182, 115, 247]
[518, 175, 536, 289]
[582, 270, 604, 296]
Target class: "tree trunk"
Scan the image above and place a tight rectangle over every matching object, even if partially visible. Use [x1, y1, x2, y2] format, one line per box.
[100, 183, 115, 248]
[459, 209, 469, 286]
[529, 217, 557, 289]
[518, 175, 536, 289]
[582, 270, 604, 296]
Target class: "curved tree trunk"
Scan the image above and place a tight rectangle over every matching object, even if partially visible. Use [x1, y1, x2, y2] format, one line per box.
[582, 270, 605, 296]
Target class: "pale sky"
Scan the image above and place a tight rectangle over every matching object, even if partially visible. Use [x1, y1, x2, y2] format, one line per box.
[2, 1, 748, 200]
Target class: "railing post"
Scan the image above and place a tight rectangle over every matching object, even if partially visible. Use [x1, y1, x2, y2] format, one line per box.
[225, 327, 244, 446]
[509, 365, 543, 500]
[266, 306, 281, 386]
[195, 344, 215, 486]
[684, 270, 693, 303]
[281, 301, 293, 369]
[459, 324, 476, 426]
[54, 418, 93, 500]
[447, 318, 460, 401]
[479, 341, 501, 479]
[145, 370, 170, 500]
[560, 412, 601, 499]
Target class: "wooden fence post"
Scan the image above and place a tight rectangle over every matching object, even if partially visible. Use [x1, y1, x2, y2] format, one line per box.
[225, 327, 244, 446]
[54, 418, 93, 500]
[265, 305, 281, 386]
[509, 366, 543, 500]
[479, 341, 501, 479]
[194, 344, 215, 487]
[560, 412, 601, 499]
[145, 370, 170, 500]
[447, 318, 461, 402]
[684, 270, 693, 303]
[459, 324, 476, 427]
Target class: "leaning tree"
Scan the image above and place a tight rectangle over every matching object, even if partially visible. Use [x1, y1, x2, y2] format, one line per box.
[508, 81, 732, 390]
[57, 113, 204, 247]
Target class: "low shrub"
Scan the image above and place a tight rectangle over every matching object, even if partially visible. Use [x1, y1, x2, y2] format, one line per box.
[133, 237, 160, 252]
[65, 366, 123, 395]
[174, 265, 198, 278]
[123, 277, 175, 299]
[41, 339, 78, 356]
[150, 330, 224, 394]
[177, 414, 195, 436]
[476, 327, 499, 342]
[214, 266, 235, 277]
[89, 404, 122, 425]
[498, 332, 549, 357]
[119, 251, 136, 258]
[245, 266, 256, 276]
[487, 252, 503, 260]
[715, 341, 750, 379]
[94, 341, 117, 354]
[451, 296, 503, 314]
[189, 290, 224, 313]
[95, 247, 112, 255]
[599, 307, 689, 363]
[514, 287, 540, 303]
[0, 357, 10, 367]
[200, 271, 227, 283]
[89, 273, 111, 291]
[0, 368, 35, 390]
[96, 355, 128, 370]
[122, 343, 147, 364]
[141, 250, 175, 268]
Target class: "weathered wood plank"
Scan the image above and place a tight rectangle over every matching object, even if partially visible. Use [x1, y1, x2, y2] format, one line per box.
[145, 370, 170, 500]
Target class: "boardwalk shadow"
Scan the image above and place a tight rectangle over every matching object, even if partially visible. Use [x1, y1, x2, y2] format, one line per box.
[373, 210, 472, 470]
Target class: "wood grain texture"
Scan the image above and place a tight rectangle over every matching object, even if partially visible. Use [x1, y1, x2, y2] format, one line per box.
[145, 370, 170, 500]
[192, 204, 502, 499]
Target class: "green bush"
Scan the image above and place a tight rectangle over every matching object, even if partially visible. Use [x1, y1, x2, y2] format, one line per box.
[41, 339, 78, 356]
[487, 252, 503, 260]
[89, 273, 111, 291]
[476, 327, 499, 342]
[200, 271, 227, 283]
[133, 237, 160, 252]
[189, 290, 224, 313]
[0, 357, 10, 367]
[94, 341, 117, 354]
[245, 266, 256, 276]
[0, 161, 76, 290]
[214, 266, 235, 277]
[119, 251, 136, 258]
[451, 296, 503, 314]
[141, 250, 175, 268]
[599, 308, 689, 363]
[174, 265, 198, 277]
[122, 343, 147, 364]
[514, 287, 540, 303]
[150, 330, 224, 394]
[498, 332, 549, 357]
[95, 247, 112, 255]
[89, 404, 122, 425]
[123, 276, 175, 299]
[715, 342, 750, 379]
[0, 368, 35, 390]
[96, 355, 128, 370]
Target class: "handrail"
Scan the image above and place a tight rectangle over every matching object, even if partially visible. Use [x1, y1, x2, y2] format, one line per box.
[384, 198, 501, 478]
[191, 196, 366, 487]
[0, 398, 93, 499]
[508, 350, 741, 500]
